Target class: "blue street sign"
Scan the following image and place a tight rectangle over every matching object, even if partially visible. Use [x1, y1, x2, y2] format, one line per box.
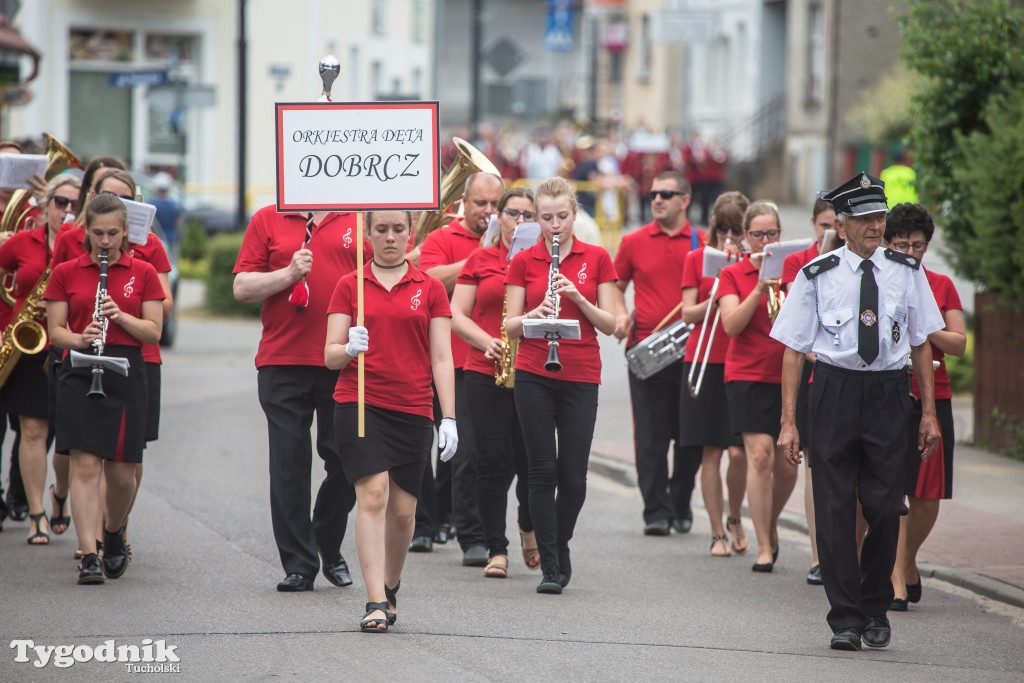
[108, 70, 170, 89]
[545, 0, 574, 52]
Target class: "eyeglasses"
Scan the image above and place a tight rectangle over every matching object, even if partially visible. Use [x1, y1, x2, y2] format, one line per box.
[649, 190, 683, 201]
[502, 208, 536, 221]
[715, 225, 743, 236]
[52, 196, 74, 209]
[891, 241, 928, 252]
[747, 229, 780, 241]
[101, 190, 134, 201]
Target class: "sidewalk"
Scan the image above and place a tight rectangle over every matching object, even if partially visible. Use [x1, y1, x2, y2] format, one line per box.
[589, 397, 1024, 610]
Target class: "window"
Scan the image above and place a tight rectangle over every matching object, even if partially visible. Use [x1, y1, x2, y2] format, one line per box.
[638, 14, 652, 82]
[411, 68, 422, 96]
[372, 0, 387, 37]
[371, 60, 382, 98]
[349, 46, 360, 100]
[69, 28, 135, 61]
[411, 0, 427, 43]
[807, 3, 825, 105]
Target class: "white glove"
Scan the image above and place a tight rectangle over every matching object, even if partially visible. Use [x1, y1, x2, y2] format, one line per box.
[345, 326, 369, 356]
[438, 418, 459, 462]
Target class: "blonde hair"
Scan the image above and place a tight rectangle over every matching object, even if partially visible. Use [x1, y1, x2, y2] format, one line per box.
[743, 200, 781, 232]
[534, 176, 578, 213]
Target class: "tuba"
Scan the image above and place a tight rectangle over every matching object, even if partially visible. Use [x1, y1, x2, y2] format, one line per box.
[414, 137, 501, 245]
[0, 133, 82, 306]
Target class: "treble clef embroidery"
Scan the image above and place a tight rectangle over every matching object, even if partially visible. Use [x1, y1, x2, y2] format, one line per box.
[342, 226, 353, 249]
[577, 262, 588, 283]
[123, 276, 136, 298]
[410, 288, 422, 310]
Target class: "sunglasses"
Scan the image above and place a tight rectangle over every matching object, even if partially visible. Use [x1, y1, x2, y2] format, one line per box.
[715, 225, 743, 236]
[52, 196, 74, 209]
[101, 190, 134, 202]
[747, 229, 780, 241]
[649, 190, 683, 201]
[502, 208, 536, 221]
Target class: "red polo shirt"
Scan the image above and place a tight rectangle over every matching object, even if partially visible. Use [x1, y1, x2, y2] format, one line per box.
[911, 269, 961, 401]
[53, 225, 174, 364]
[456, 242, 510, 375]
[681, 247, 729, 365]
[717, 256, 785, 383]
[781, 241, 821, 287]
[505, 239, 616, 384]
[45, 253, 164, 351]
[328, 262, 450, 419]
[419, 218, 484, 370]
[614, 220, 706, 342]
[234, 207, 366, 368]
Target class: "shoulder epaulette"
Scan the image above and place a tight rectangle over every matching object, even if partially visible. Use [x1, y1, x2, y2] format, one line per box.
[802, 254, 840, 279]
[884, 248, 921, 269]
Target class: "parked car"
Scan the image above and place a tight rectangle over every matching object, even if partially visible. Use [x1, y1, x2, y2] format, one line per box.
[182, 196, 247, 235]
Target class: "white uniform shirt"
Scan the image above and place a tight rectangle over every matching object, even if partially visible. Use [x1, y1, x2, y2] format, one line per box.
[770, 245, 944, 371]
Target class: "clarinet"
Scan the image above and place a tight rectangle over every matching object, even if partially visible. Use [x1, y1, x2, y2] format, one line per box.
[544, 233, 563, 372]
[87, 249, 110, 399]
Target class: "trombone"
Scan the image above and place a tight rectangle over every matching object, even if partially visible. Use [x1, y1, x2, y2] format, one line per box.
[686, 277, 720, 398]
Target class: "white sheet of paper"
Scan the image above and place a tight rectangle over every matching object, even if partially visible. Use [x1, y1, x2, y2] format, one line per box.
[121, 198, 157, 245]
[759, 238, 813, 280]
[507, 222, 541, 260]
[0, 153, 47, 190]
[821, 228, 837, 252]
[483, 214, 500, 248]
[522, 318, 582, 340]
[701, 246, 733, 278]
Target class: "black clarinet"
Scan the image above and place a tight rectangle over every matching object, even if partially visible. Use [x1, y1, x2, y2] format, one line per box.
[87, 249, 109, 399]
[544, 233, 562, 372]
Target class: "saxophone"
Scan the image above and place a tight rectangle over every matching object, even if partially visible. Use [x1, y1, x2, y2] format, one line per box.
[0, 265, 51, 389]
[494, 292, 519, 388]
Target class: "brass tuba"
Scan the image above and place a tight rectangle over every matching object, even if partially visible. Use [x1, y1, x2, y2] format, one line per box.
[0, 266, 50, 389]
[414, 137, 501, 245]
[0, 133, 82, 306]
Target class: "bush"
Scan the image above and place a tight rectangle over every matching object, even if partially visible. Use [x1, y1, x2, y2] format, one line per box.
[180, 216, 208, 262]
[204, 232, 260, 317]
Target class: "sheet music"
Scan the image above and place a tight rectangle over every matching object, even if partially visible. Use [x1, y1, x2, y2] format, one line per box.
[522, 318, 582, 340]
[483, 214, 500, 247]
[821, 228, 837, 252]
[759, 238, 813, 280]
[120, 198, 157, 245]
[0, 153, 47, 190]
[507, 222, 541, 260]
[701, 246, 732, 278]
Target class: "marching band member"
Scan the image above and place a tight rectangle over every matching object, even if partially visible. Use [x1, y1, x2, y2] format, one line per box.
[45, 193, 164, 584]
[772, 174, 943, 651]
[325, 210, 457, 632]
[780, 197, 838, 585]
[0, 175, 81, 544]
[233, 205, 361, 592]
[716, 200, 798, 572]
[883, 203, 966, 612]
[612, 171, 705, 536]
[451, 187, 538, 578]
[679, 191, 749, 556]
[505, 176, 617, 594]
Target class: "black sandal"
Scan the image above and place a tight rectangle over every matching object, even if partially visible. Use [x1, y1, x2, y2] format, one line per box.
[710, 534, 731, 557]
[360, 601, 389, 633]
[49, 484, 70, 535]
[27, 512, 49, 545]
[384, 582, 400, 625]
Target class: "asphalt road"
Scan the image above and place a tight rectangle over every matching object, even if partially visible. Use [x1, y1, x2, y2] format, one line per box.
[2, 305, 1020, 681]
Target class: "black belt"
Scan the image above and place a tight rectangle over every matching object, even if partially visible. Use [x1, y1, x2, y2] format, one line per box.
[813, 362, 907, 381]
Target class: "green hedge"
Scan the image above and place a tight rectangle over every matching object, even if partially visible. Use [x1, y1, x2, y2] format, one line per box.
[204, 232, 260, 317]
[180, 216, 208, 262]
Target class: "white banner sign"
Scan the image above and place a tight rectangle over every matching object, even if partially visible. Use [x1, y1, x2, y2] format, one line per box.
[275, 101, 440, 212]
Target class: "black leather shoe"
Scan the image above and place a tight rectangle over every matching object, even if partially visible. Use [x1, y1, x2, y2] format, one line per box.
[7, 493, 28, 522]
[862, 616, 891, 648]
[751, 562, 774, 573]
[322, 556, 353, 587]
[907, 579, 922, 603]
[0, 491, 8, 523]
[78, 553, 105, 585]
[409, 536, 433, 553]
[462, 545, 489, 566]
[830, 628, 862, 651]
[672, 516, 693, 534]
[806, 564, 823, 585]
[536, 568, 563, 594]
[277, 573, 314, 592]
[101, 526, 128, 579]
[434, 525, 449, 544]
[889, 598, 908, 612]
[643, 519, 671, 536]
[558, 545, 572, 588]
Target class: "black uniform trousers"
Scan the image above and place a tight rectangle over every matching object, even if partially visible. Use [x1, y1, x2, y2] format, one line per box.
[809, 362, 912, 634]
[257, 365, 356, 578]
[627, 361, 701, 525]
[412, 393, 452, 540]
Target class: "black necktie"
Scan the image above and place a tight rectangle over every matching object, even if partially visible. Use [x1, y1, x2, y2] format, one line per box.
[858, 260, 879, 364]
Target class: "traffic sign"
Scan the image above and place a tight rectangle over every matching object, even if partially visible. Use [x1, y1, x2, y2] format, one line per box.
[108, 70, 170, 89]
[545, 0, 574, 52]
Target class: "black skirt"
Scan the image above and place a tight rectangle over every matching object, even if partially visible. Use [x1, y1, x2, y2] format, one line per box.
[679, 362, 742, 448]
[0, 349, 49, 419]
[333, 402, 432, 495]
[55, 345, 148, 463]
[145, 362, 161, 442]
[726, 380, 782, 440]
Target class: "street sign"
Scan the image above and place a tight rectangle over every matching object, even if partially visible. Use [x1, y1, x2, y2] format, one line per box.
[108, 70, 169, 89]
[654, 10, 714, 43]
[485, 38, 525, 78]
[146, 84, 217, 109]
[545, 0, 574, 52]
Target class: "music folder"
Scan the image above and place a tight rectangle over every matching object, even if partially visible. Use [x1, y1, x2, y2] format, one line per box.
[522, 319, 581, 340]
[759, 238, 813, 280]
[69, 350, 131, 376]
[701, 246, 733, 278]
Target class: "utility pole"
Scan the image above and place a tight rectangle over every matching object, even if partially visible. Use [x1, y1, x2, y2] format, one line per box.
[470, 0, 482, 141]
[236, 0, 248, 230]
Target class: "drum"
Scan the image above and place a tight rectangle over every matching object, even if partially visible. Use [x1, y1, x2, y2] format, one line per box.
[625, 320, 692, 380]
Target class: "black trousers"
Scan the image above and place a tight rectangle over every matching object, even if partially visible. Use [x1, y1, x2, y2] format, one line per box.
[810, 363, 912, 633]
[627, 362, 701, 524]
[514, 371, 599, 576]
[464, 370, 533, 557]
[412, 394, 452, 539]
[257, 365, 355, 578]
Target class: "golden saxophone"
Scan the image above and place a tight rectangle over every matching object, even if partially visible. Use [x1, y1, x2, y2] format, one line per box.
[494, 291, 519, 388]
[0, 265, 51, 389]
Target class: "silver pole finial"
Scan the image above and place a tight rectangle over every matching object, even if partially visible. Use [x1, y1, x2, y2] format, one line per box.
[318, 55, 340, 101]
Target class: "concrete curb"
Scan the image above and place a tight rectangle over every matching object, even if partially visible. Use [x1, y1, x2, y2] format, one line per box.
[588, 452, 1024, 611]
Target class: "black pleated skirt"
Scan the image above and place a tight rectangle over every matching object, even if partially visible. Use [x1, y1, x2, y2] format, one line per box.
[679, 362, 742, 448]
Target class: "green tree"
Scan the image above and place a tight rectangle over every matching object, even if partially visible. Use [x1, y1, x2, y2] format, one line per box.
[898, 0, 1024, 287]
